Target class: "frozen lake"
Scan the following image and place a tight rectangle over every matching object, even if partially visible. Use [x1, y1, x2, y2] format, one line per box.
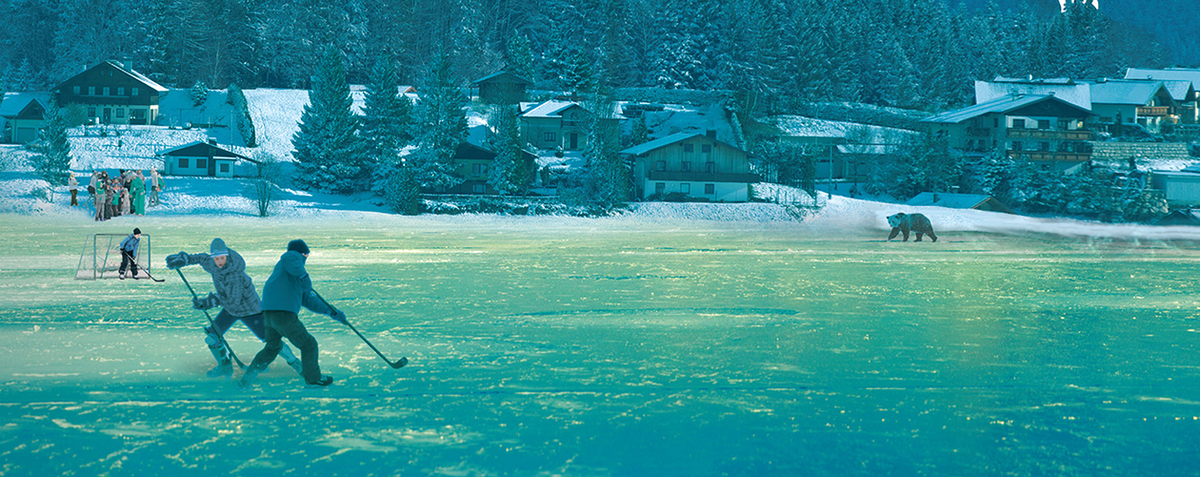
[2, 213, 1200, 476]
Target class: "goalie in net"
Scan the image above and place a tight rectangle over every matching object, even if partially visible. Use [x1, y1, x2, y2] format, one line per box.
[75, 229, 153, 280]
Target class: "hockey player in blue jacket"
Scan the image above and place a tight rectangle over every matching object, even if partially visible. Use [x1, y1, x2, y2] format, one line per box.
[167, 239, 304, 379]
[239, 239, 346, 388]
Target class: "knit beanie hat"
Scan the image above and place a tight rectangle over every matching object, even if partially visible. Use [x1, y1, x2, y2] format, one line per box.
[210, 238, 229, 257]
[287, 239, 310, 255]
[133, 227, 142, 235]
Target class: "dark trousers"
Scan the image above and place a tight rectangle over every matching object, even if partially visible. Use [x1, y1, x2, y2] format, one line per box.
[119, 251, 138, 277]
[209, 309, 268, 340]
[70, 190, 78, 206]
[249, 310, 321, 383]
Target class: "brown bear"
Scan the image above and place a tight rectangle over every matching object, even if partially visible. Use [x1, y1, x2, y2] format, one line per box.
[887, 212, 937, 242]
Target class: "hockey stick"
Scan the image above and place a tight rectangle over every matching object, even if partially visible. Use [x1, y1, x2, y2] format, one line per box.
[175, 268, 248, 370]
[121, 250, 165, 282]
[313, 292, 408, 369]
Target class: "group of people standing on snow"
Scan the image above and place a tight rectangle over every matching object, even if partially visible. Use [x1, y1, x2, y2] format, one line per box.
[167, 237, 345, 389]
[88, 169, 164, 221]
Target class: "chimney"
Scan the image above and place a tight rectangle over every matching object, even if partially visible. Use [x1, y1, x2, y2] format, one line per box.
[932, 193, 940, 203]
[208, 138, 218, 146]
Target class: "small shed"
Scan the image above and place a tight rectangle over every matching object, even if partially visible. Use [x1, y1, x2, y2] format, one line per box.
[473, 71, 533, 105]
[0, 93, 50, 144]
[1151, 169, 1200, 206]
[1153, 209, 1200, 226]
[906, 192, 1014, 214]
[158, 139, 257, 178]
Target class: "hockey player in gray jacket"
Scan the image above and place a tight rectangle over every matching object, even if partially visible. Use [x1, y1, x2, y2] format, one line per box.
[167, 238, 304, 378]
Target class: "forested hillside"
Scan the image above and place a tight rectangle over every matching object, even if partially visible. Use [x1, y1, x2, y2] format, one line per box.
[0, 0, 1175, 114]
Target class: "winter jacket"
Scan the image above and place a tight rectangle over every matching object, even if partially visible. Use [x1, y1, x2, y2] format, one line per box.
[186, 249, 262, 317]
[119, 234, 139, 256]
[261, 250, 332, 315]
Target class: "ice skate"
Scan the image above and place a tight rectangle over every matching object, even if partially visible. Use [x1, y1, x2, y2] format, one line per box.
[306, 375, 334, 387]
[206, 359, 233, 378]
[238, 366, 263, 389]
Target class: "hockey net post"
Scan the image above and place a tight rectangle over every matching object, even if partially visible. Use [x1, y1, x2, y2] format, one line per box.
[75, 233, 153, 280]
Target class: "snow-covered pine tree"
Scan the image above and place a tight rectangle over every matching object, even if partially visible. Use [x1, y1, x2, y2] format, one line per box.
[363, 56, 414, 199]
[505, 34, 536, 86]
[486, 105, 529, 195]
[976, 147, 1017, 203]
[190, 80, 208, 107]
[583, 97, 628, 207]
[291, 47, 366, 194]
[226, 83, 256, 147]
[408, 52, 467, 192]
[30, 98, 71, 186]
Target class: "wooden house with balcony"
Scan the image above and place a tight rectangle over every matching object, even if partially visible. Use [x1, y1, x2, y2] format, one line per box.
[1125, 68, 1200, 124]
[621, 131, 758, 202]
[1081, 79, 1177, 133]
[519, 100, 621, 152]
[54, 60, 168, 125]
[921, 94, 1094, 172]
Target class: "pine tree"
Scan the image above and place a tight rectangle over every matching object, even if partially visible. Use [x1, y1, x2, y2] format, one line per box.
[505, 34, 536, 84]
[31, 98, 72, 186]
[409, 52, 467, 192]
[486, 105, 529, 195]
[226, 83, 256, 147]
[190, 80, 208, 107]
[292, 47, 365, 194]
[363, 56, 415, 201]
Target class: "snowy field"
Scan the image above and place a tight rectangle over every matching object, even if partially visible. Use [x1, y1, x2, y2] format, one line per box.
[5, 175, 1200, 475]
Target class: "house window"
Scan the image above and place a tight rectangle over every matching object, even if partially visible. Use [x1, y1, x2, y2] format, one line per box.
[1058, 120, 1069, 130]
[103, 87, 110, 96]
[87, 107, 96, 117]
[88, 86, 95, 96]
[701, 144, 712, 153]
[1012, 119, 1026, 129]
[1038, 142, 1050, 151]
[117, 87, 125, 96]
[705, 162, 715, 172]
[196, 158, 208, 169]
[705, 184, 715, 194]
[681, 183, 691, 194]
[472, 164, 487, 175]
[132, 87, 139, 97]
[116, 108, 124, 118]
[472, 184, 486, 193]
[178, 158, 189, 169]
[73, 86, 80, 95]
[683, 143, 694, 153]
[993, 117, 999, 127]
[1012, 141, 1024, 151]
[681, 162, 691, 172]
[655, 182, 666, 195]
[543, 132, 557, 142]
[1037, 119, 1050, 129]
[655, 160, 666, 171]
[219, 163, 230, 173]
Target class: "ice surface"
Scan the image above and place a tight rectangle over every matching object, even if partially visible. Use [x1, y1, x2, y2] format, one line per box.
[3, 199, 1200, 475]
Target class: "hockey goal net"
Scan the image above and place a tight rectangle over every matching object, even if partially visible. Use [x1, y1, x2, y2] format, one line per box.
[75, 234, 153, 280]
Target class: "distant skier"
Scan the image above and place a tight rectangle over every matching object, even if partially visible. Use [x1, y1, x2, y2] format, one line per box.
[167, 239, 304, 379]
[118, 228, 141, 279]
[239, 239, 345, 388]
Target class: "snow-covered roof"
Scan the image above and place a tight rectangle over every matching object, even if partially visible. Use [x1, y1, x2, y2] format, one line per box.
[0, 92, 51, 117]
[774, 115, 918, 142]
[922, 94, 1090, 124]
[619, 132, 746, 157]
[906, 192, 1013, 214]
[99, 60, 169, 93]
[975, 79, 1091, 109]
[521, 100, 576, 118]
[1125, 68, 1200, 90]
[156, 140, 253, 161]
[1082, 79, 1172, 106]
[472, 71, 533, 85]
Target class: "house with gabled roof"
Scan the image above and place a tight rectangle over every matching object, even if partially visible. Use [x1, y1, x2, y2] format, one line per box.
[1124, 68, 1200, 123]
[1080, 78, 1176, 133]
[473, 71, 533, 105]
[921, 94, 1094, 172]
[519, 100, 621, 152]
[54, 60, 168, 126]
[158, 139, 258, 178]
[621, 131, 758, 202]
[0, 92, 51, 144]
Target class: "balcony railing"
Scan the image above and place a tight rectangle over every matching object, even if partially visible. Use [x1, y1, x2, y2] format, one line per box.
[1007, 129, 1094, 141]
[1137, 106, 1170, 117]
[966, 127, 992, 137]
[1007, 151, 1091, 162]
[647, 171, 760, 183]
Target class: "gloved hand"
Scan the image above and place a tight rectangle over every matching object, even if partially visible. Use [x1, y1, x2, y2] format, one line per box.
[193, 292, 219, 310]
[166, 251, 189, 270]
[330, 309, 348, 325]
